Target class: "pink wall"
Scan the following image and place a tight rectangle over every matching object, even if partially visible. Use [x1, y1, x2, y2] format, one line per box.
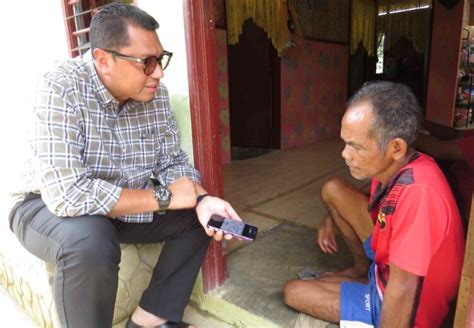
[216, 29, 349, 158]
[216, 28, 231, 165]
[280, 40, 349, 148]
[425, 0, 463, 126]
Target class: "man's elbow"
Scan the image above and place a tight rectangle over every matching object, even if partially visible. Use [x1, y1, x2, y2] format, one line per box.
[43, 196, 85, 218]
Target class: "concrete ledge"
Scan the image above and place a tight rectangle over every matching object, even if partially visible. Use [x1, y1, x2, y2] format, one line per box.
[0, 226, 164, 327]
[191, 275, 278, 327]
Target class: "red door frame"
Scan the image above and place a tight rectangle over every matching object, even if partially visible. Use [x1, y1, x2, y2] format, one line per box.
[183, 0, 228, 292]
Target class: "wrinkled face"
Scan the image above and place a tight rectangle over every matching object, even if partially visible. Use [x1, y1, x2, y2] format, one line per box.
[341, 102, 393, 181]
[106, 25, 165, 104]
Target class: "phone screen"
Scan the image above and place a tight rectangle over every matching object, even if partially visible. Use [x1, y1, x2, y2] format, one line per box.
[208, 215, 258, 241]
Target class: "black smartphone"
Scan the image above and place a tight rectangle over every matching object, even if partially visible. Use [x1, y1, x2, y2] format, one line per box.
[207, 214, 258, 241]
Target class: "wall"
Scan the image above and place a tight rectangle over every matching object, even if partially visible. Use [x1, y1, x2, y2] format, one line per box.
[137, 0, 194, 162]
[425, 0, 464, 126]
[290, 0, 350, 44]
[215, 0, 350, 155]
[280, 40, 349, 148]
[216, 33, 348, 156]
[0, 2, 69, 210]
[216, 29, 231, 165]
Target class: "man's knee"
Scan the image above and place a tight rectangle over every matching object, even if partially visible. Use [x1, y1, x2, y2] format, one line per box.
[321, 177, 349, 204]
[283, 279, 305, 309]
[60, 218, 121, 272]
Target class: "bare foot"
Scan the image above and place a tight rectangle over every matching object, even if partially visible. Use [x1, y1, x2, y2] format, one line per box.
[131, 306, 167, 326]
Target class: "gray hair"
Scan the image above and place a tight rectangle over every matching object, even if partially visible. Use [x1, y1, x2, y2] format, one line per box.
[90, 2, 159, 51]
[347, 81, 422, 152]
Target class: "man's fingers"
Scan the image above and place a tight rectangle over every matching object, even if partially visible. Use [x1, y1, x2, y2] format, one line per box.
[225, 205, 241, 222]
[319, 241, 330, 253]
[327, 244, 337, 254]
[213, 230, 224, 241]
[205, 226, 215, 237]
[319, 238, 338, 254]
[328, 237, 338, 253]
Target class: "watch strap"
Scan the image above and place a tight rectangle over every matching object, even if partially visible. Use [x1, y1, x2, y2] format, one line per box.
[157, 194, 170, 215]
[196, 194, 209, 207]
[152, 180, 171, 215]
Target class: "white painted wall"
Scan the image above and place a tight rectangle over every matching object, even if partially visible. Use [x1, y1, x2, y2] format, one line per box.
[136, 0, 194, 162]
[0, 1, 194, 209]
[0, 3, 69, 208]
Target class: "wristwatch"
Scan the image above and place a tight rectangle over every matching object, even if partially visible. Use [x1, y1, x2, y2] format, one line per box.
[152, 179, 172, 215]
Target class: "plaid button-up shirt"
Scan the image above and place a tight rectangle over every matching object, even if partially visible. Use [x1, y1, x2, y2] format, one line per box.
[12, 54, 200, 223]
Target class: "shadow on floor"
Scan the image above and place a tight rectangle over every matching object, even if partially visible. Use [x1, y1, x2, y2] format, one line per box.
[218, 139, 364, 326]
[231, 146, 275, 161]
[220, 224, 353, 327]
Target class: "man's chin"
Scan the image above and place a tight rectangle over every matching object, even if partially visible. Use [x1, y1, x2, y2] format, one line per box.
[349, 168, 367, 180]
[133, 94, 155, 103]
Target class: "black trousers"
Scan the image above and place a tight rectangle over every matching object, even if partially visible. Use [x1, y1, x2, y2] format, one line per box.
[9, 196, 211, 328]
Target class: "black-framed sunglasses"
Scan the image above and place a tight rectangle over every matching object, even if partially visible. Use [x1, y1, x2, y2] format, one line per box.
[103, 49, 173, 75]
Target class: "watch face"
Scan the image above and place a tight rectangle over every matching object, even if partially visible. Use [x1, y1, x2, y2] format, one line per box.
[156, 185, 171, 201]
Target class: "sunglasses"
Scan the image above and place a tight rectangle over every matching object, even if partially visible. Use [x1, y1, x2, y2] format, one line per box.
[103, 49, 173, 75]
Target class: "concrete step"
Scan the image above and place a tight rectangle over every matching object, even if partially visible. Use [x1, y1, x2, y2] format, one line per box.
[191, 223, 352, 327]
[0, 223, 350, 327]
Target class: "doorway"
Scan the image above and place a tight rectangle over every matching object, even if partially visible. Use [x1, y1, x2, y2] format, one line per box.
[227, 19, 281, 160]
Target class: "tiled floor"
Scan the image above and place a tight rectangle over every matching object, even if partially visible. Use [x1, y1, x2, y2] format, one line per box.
[216, 138, 365, 326]
[222, 138, 368, 253]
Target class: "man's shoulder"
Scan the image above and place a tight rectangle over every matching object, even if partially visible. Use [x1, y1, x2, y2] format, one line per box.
[381, 153, 450, 204]
[395, 153, 458, 209]
[42, 56, 92, 87]
[408, 152, 447, 185]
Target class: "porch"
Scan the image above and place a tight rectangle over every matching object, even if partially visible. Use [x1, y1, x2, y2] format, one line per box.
[189, 138, 362, 327]
[0, 138, 358, 327]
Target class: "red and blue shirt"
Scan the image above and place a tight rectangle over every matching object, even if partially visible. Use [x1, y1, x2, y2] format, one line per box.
[368, 152, 465, 327]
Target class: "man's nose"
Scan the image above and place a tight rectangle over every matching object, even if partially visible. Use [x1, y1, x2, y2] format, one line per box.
[341, 145, 350, 160]
[150, 64, 164, 79]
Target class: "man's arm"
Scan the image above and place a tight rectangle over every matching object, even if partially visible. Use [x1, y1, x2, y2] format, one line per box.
[380, 263, 421, 328]
[152, 86, 201, 186]
[108, 177, 197, 218]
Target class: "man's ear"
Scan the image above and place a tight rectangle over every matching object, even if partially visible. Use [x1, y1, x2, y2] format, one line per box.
[387, 138, 408, 161]
[93, 48, 112, 75]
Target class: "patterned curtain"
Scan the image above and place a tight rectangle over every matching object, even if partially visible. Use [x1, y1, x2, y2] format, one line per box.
[351, 0, 377, 56]
[226, 0, 291, 55]
[377, 0, 432, 53]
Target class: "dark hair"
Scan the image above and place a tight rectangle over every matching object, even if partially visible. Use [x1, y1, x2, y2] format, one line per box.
[347, 81, 422, 152]
[90, 2, 159, 51]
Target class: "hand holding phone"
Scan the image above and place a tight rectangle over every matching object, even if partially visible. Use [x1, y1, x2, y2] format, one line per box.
[207, 214, 258, 241]
[193, 194, 244, 241]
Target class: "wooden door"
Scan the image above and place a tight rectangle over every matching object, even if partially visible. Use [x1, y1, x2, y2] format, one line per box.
[228, 19, 280, 149]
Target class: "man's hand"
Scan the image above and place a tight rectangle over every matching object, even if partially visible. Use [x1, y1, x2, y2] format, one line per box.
[168, 177, 197, 210]
[195, 196, 241, 241]
[316, 216, 338, 254]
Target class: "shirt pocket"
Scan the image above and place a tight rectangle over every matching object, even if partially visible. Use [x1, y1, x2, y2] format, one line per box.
[134, 132, 157, 169]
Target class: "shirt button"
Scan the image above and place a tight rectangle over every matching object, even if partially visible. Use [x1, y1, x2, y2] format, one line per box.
[122, 146, 126, 152]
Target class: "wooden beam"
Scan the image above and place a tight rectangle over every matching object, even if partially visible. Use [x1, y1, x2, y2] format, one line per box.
[455, 195, 474, 327]
[183, 0, 228, 292]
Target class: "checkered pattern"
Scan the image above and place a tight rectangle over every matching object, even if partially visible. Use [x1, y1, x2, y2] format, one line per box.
[13, 54, 200, 223]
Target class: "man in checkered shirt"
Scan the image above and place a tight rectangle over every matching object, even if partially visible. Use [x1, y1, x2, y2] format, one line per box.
[8, 3, 240, 328]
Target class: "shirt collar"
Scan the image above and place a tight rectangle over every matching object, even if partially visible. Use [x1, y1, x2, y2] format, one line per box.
[85, 51, 120, 109]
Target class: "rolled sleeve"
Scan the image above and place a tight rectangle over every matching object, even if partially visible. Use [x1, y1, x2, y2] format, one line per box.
[33, 75, 121, 217]
[153, 87, 201, 185]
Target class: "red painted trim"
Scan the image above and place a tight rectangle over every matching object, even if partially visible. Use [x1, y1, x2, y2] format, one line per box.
[183, 0, 228, 291]
[61, 0, 79, 58]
